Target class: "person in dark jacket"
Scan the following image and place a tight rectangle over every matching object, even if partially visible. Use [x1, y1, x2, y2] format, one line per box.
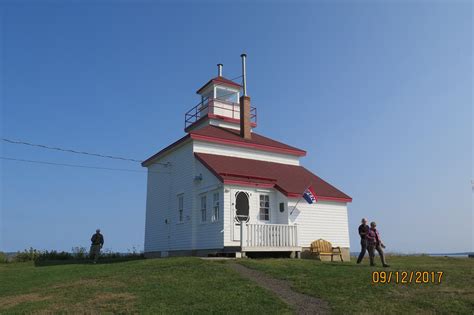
[90, 229, 104, 263]
[367, 222, 389, 267]
[356, 218, 369, 264]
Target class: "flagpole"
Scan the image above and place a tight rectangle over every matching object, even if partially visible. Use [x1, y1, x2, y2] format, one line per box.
[289, 182, 313, 216]
[289, 197, 303, 216]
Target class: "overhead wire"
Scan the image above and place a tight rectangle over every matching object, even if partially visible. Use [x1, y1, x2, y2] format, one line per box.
[0, 156, 170, 174]
[1, 138, 169, 166]
[2, 74, 244, 171]
[2, 138, 142, 162]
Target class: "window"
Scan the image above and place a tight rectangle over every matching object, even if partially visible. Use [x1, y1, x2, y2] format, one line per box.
[212, 192, 219, 222]
[215, 87, 238, 103]
[200, 195, 207, 222]
[177, 194, 184, 223]
[259, 195, 270, 221]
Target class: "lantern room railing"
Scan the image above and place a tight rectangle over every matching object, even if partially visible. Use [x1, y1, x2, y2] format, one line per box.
[185, 98, 257, 130]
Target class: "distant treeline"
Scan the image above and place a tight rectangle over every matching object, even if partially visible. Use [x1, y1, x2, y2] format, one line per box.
[0, 246, 144, 263]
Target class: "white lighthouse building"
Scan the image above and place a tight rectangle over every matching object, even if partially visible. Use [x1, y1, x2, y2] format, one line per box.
[142, 55, 352, 259]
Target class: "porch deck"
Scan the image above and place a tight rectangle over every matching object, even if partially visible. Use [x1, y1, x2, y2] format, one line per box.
[241, 223, 300, 252]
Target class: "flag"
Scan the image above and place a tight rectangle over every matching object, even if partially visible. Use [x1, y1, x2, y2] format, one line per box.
[302, 186, 317, 204]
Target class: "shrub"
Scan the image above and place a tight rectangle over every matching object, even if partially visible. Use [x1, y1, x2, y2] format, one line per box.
[0, 252, 8, 263]
[13, 246, 144, 263]
[15, 247, 41, 262]
[72, 246, 87, 259]
[101, 248, 123, 259]
[36, 250, 73, 261]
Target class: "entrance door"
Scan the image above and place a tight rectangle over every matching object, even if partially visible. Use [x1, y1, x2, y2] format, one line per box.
[232, 191, 250, 241]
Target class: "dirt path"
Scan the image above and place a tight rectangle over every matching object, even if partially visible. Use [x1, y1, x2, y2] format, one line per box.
[228, 262, 329, 315]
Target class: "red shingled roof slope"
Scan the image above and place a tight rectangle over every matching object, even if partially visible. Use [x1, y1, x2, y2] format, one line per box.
[141, 125, 307, 166]
[191, 125, 306, 156]
[195, 153, 351, 202]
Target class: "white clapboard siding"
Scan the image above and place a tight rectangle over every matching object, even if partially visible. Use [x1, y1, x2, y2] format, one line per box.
[192, 157, 224, 250]
[145, 140, 226, 253]
[289, 199, 350, 248]
[193, 140, 300, 166]
[222, 184, 233, 246]
[144, 142, 195, 252]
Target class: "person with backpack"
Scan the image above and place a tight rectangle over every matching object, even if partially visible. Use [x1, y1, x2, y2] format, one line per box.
[90, 229, 104, 263]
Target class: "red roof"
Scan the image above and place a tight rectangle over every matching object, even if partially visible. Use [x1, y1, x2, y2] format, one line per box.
[196, 76, 242, 94]
[141, 125, 306, 166]
[191, 125, 306, 156]
[195, 153, 352, 202]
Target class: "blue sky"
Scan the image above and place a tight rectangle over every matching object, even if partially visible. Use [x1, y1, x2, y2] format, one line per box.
[1, 1, 472, 253]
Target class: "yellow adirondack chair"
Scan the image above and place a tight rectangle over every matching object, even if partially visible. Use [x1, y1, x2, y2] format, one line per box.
[310, 239, 343, 262]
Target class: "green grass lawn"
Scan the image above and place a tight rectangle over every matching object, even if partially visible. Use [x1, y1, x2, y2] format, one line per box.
[0, 258, 291, 314]
[239, 256, 474, 314]
[1, 256, 472, 314]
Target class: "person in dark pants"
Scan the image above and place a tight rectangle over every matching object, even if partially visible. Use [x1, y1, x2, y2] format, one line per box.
[356, 218, 369, 264]
[90, 229, 104, 263]
[367, 222, 389, 267]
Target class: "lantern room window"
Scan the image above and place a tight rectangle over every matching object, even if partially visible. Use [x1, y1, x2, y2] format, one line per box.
[201, 90, 213, 106]
[215, 87, 238, 103]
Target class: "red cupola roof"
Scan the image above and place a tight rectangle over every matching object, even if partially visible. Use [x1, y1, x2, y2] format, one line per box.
[196, 76, 242, 94]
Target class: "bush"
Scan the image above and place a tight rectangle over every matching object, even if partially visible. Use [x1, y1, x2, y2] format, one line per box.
[101, 248, 125, 259]
[35, 250, 73, 261]
[13, 246, 144, 263]
[72, 246, 87, 259]
[15, 247, 41, 262]
[0, 252, 9, 263]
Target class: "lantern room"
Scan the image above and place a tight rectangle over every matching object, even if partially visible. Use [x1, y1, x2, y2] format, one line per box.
[185, 63, 257, 132]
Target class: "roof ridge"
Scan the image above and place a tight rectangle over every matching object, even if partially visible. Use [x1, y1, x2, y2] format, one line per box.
[190, 125, 307, 155]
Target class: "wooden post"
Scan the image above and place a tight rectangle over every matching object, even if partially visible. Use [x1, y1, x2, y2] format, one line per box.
[240, 222, 246, 257]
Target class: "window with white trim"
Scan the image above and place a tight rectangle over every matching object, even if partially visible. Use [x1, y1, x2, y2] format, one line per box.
[200, 195, 207, 222]
[259, 194, 270, 221]
[212, 192, 219, 222]
[177, 194, 184, 223]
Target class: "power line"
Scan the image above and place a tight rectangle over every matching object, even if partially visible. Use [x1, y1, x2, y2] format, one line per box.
[2, 138, 143, 162]
[0, 156, 170, 174]
[2, 138, 170, 166]
[2, 75, 244, 168]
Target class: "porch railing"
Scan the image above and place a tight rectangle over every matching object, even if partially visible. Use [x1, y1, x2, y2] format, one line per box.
[242, 224, 299, 251]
